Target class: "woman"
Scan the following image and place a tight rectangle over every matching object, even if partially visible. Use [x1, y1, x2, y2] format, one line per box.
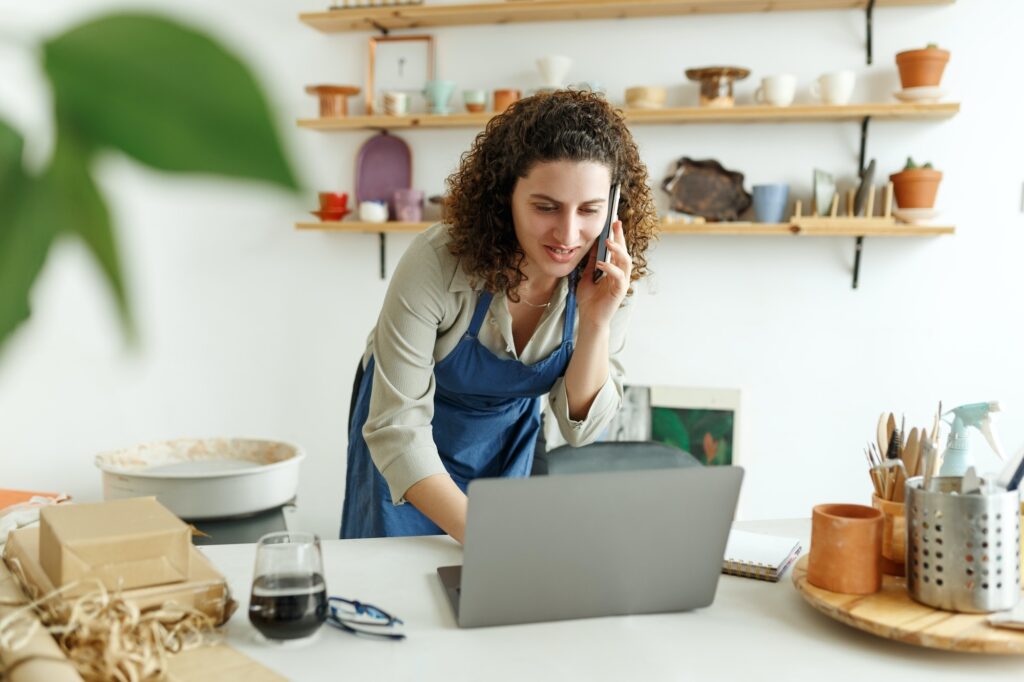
[341, 90, 658, 541]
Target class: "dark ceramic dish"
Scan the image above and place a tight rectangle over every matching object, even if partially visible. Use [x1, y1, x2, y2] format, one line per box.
[662, 157, 752, 221]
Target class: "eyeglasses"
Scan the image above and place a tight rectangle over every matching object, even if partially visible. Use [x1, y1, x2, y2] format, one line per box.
[326, 596, 406, 640]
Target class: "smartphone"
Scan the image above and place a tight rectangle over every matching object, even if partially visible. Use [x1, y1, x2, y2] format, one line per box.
[593, 183, 621, 284]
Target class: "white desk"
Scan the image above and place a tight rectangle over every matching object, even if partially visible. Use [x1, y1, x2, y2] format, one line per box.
[202, 520, 1023, 681]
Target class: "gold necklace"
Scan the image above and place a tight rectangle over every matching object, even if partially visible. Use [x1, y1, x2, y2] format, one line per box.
[520, 297, 550, 309]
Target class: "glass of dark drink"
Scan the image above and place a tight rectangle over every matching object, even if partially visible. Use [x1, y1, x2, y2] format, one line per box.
[248, 531, 328, 644]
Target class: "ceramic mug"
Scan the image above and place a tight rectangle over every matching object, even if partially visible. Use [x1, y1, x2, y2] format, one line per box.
[752, 184, 789, 223]
[393, 189, 424, 222]
[463, 89, 487, 113]
[383, 91, 409, 116]
[754, 74, 797, 107]
[493, 88, 521, 112]
[423, 80, 456, 115]
[811, 70, 855, 105]
[807, 503, 883, 595]
[359, 200, 389, 223]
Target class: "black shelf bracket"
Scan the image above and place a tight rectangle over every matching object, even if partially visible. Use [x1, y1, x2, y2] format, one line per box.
[852, 116, 872, 289]
[866, 0, 876, 65]
[371, 20, 390, 35]
[852, 0, 876, 289]
[379, 232, 387, 279]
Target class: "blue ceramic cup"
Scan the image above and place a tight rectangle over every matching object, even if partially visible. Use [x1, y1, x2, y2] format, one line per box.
[752, 184, 790, 223]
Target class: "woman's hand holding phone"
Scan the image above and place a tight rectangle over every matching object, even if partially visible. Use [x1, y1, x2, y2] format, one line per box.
[577, 184, 632, 331]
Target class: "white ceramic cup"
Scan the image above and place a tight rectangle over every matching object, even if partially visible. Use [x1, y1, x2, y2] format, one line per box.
[754, 74, 797, 106]
[537, 55, 572, 88]
[383, 91, 409, 115]
[811, 70, 855, 105]
[359, 200, 389, 223]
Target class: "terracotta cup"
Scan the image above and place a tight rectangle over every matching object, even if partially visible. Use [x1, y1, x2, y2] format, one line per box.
[493, 88, 521, 112]
[871, 494, 906, 577]
[807, 503, 883, 595]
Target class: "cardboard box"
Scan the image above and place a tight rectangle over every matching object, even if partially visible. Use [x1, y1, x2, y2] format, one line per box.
[40, 497, 190, 591]
[5, 527, 233, 624]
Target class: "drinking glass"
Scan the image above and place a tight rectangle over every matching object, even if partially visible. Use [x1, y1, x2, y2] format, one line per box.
[248, 531, 328, 643]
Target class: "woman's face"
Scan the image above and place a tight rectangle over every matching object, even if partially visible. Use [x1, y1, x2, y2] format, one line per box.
[510, 159, 613, 284]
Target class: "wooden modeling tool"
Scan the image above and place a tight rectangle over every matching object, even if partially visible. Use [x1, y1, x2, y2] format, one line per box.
[883, 182, 894, 218]
[903, 427, 920, 480]
[865, 185, 876, 218]
[877, 413, 889, 458]
[829, 194, 839, 218]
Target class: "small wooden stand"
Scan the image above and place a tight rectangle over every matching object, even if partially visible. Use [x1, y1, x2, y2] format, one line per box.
[790, 182, 896, 234]
[793, 555, 1024, 654]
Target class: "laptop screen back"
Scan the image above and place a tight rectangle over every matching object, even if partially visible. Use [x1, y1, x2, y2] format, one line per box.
[456, 466, 743, 627]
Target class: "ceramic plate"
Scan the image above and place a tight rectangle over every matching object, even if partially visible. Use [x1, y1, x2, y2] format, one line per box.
[355, 132, 413, 220]
[894, 207, 939, 224]
[661, 157, 751, 220]
[894, 86, 945, 103]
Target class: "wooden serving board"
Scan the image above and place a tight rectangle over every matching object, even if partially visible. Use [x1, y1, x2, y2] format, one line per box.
[792, 554, 1024, 654]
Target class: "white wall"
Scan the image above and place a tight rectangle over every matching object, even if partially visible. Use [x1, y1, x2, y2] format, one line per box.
[1, 0, 1022, 538]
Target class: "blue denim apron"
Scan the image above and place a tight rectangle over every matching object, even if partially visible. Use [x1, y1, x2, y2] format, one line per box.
[341, 280, 576, 538]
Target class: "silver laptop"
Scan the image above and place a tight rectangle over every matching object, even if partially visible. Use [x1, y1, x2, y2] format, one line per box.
[437, 465, 743, 628]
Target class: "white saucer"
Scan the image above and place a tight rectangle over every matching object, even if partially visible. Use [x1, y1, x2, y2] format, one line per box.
[894, 86, 945, 103]
[894, 207, 939, 224]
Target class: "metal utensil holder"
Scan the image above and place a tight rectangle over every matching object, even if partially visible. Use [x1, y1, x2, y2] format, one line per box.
[906, 476, 1021, 613]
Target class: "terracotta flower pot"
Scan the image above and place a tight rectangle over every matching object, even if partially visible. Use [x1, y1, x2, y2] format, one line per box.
[889, 168, 942, 209]
[895, 47, 950, 89]
[807, 503, 883, 595]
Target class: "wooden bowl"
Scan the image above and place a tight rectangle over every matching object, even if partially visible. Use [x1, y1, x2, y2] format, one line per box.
[625, 86, 667, 109]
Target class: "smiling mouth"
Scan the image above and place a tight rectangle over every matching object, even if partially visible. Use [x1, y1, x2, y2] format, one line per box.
[543, 245, 579, 264]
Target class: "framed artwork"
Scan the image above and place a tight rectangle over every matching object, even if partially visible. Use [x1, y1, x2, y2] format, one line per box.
[367, 34, 435, 114]
[542, 384, 740, 467]
[647, 386, 741, 467]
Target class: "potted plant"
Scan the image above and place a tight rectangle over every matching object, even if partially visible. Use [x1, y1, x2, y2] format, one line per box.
[890, 157, 942, 208]
[896, 43, 950, 89]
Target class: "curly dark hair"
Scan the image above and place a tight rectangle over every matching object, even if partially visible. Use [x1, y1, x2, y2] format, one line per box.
[445, 90, 658, 299]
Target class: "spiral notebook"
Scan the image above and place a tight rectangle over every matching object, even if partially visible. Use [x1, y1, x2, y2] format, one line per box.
[722, 529, 802, 582]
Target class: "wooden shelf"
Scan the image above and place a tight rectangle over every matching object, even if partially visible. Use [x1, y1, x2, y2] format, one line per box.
[297, 102, 959, 131]
[300, 0, 953, 33]
[296, 220, 955, 237]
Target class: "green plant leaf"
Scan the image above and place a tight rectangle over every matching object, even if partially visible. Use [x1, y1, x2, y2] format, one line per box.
[0, 121, 58, 351]
[43, 13, 297, 190]
[50, 121, 134, 341]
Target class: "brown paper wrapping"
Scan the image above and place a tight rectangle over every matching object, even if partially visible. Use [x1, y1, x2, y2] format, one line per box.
[166, 644, 288, 682]
[6, 528, 232, 625]
[0, 559, 82, 682]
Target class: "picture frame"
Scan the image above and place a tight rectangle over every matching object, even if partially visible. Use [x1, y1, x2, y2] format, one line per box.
[367, 34, 435, 114]
[647, 386, 741, 467]
[541, 384, 741, 468]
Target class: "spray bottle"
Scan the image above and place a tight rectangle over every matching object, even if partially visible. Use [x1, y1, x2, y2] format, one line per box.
[938, 401, 1006, 476]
